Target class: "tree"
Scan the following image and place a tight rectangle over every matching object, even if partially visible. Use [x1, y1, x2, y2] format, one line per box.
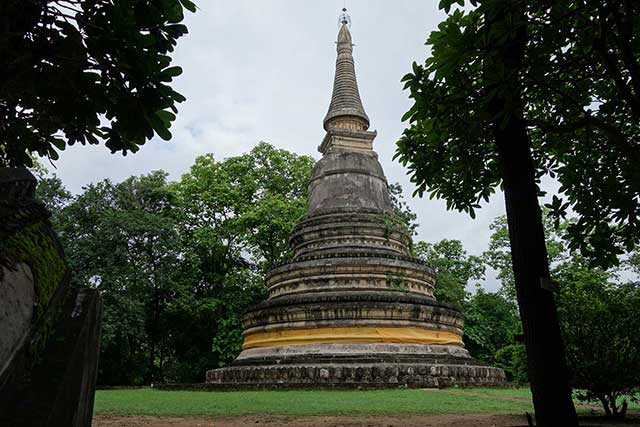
[413, 239, 484, 308]
[397, 0, 578, 418]
[396, 0, 640, 422]
[1, 0, 196, 167]
[463, 289, 519, 365]
[484, 213, 567, 302]
[487, 212, 640, 418]
[165, 142, 314, 381]
[412, 237, 522, 377]
[40, 143, 315, 384]
[398, 0, 640, 268]
[56, 172, 184, 384]
[388, 183, 418, 236]
[627, 250, 640, 276]
[414, 237, 523, 380]
[174, 142, 314, 272]
[494, 343, 528, 384]
[556, 261, 640, 418]
[32, 164, 71, 229]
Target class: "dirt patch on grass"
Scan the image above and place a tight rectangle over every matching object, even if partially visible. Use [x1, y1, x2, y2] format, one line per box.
[92, 414, 528, 427]
[92, 413, 640, 427]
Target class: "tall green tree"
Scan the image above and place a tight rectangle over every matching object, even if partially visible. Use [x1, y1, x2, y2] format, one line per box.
[32, 165, 71, 230]
[1, 0, 196, 167]
[166, 142, 314, 381]
[412, 237, 520, 373]
[484, 213, 567, 302]
[396, 1, 640, 423]
[398, 2, 578, 414]
[174, 142, 313, 273]
[40, 143, 314, 384]
[413, 237, 521, 374]
[463, 289, 519, 365]
[487, 213, 640, 418]
[58, 172, 184, 384]
[555, 261, 640, 418]
[627, 250, 640, 276]
[413, 239, 484, 309]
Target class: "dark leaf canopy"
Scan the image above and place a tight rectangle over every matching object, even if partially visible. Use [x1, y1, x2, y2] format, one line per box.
[396, 0, 640, 267]
[0, 0, 196, 167]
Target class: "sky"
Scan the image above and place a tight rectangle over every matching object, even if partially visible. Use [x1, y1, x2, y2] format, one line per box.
[50, 1, 510, 291]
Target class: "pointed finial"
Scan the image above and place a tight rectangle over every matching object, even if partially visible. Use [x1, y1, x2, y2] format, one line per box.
[338, 7, 351, 26]
[324, 8, 369, 132]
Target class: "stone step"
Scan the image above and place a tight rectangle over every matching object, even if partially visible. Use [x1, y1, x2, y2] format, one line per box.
[206, 362, 505, 389]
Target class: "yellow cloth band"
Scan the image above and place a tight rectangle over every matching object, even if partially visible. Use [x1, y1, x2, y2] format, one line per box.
[242, 326, 463, 349]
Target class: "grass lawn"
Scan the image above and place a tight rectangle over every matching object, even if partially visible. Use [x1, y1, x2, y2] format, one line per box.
[464, 388, 640, 411]
[94, 387, 640, 418]
[461, 387, 534, 399]
[94, 388, 534, 417]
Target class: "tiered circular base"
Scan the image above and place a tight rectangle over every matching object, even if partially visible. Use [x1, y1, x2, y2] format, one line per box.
[205, 198, 506, 388]
[206, 289, 505, 388]
[206, 342, 505, 388]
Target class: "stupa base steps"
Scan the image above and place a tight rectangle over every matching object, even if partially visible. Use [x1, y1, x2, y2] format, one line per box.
[205, 362, 505, 389]
[205, 343, 505, 388]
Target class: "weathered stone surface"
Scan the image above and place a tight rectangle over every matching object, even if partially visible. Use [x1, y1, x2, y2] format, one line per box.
[323, 23, 369, 131]
[290, 211, 412, 257]
[266, 257, 436, 298]
[0, 168, 102, 426]
[242, 293, 462, 335]
[308, 152, 390, 216]
[0, 287, 103, 427]
[0, 263, 34, 372]
[207, 362, 505, 389]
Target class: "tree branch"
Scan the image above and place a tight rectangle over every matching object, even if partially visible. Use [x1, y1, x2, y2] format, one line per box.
[611, 0, 640, 105]
[593, 5, 640, 118]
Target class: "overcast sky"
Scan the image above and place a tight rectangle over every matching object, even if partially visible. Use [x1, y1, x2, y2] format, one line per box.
[50, 1, 509, 291]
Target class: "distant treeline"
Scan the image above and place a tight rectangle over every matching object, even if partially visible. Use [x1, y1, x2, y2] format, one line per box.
[35, 143, 639, 417]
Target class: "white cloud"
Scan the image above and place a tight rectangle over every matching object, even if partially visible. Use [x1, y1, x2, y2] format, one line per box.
[50, 1, 514, 291]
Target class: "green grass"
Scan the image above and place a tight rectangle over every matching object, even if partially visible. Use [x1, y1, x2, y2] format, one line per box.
[94, 388, 533, 417]
[94, 387, 640, 418]
[461, 387, 533, 399]
[450, 387, 640, 411]
[459, 388, 640, 410]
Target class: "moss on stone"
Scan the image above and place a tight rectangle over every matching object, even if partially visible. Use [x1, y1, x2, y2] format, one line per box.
[0, 218, 70, 364]
[385, 273, 409, 292]
[0, 221, 68, 319]
[375, 213, 409, 240]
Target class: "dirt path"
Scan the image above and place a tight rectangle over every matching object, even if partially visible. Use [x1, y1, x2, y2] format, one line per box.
[92, 414, 529, 427]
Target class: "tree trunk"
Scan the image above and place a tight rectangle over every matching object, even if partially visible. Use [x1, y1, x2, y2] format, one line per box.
[609, 393, 618, 417]
[599, 394, 613, 418]
[151, 283, 160, 382]
[619, 399, 628, 418]
[495, 114, 578, 427]
[485, 1, 578, 426]
[148, 316, 156, 384]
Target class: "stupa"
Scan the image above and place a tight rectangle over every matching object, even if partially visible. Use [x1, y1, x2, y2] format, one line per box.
[206, 12, 505, 388]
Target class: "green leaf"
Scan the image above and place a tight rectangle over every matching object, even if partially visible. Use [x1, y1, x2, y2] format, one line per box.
[170, 90, 187, 103]
[155, 127, 172, 141]
[156, 110, 176, 126]
[179, 0, 197, 13]
[160, 66, 183, 82]
[51, 138, 67, 150]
